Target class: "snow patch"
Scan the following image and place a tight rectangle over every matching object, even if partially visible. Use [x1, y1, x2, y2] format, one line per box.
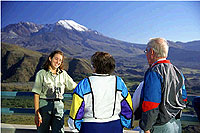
[56, 20, 88, 32]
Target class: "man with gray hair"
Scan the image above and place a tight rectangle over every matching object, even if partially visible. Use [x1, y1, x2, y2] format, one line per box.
[139, 38, 187, 133]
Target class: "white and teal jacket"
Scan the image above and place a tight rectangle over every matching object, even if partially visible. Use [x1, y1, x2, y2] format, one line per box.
[68, 74, 133, 132]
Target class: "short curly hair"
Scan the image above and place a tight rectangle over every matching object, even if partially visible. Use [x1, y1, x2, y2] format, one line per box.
[91, 52, 115, 74]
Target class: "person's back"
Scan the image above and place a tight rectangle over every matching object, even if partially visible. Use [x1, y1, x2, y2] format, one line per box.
[68, 52, 133, 133]
[139, 38, 187, 133]
[84, 75, 120, 121]
[150, 60, 186, 125]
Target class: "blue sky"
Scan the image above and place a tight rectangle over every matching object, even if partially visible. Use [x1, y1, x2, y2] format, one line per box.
[1, 1, 200, 44]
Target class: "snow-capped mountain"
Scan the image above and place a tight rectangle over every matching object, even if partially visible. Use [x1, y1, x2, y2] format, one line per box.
[1, 20, 200, 67]
[40, 20, 90, 33]
[1, 20, 144, 58]
[56, 20, 89, 32]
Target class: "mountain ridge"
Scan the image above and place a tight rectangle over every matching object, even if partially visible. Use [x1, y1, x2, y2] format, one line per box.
[1, 20, 200, 69]
[1, 20, 148, 58]
[1, 42, 93, 82]
[1, 42, 200, 93]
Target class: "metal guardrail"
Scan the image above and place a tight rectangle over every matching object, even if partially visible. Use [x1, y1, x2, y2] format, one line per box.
[1, 108, 70, 115]
[1, 91, 72, 115]
[1, 91, 199, 123]
[1, 91, 73, 99]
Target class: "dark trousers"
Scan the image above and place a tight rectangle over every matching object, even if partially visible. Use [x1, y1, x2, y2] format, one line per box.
[38, 99, 64, 133]
[193, 96, 200, 122]
[80, 119, 123, 133]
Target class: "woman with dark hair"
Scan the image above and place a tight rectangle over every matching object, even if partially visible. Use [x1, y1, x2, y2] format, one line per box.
[68, 51, 133, 133]
[32, 50, 77, 133]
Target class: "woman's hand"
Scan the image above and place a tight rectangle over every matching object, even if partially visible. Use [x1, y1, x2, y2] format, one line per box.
[144, 130, 151, 133]
[34, 93, 42, 126]
[35, 112, 42, 127]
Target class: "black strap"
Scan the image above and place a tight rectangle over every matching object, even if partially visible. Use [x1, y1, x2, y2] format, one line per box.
[175, 110, 182, 119]
[112, 76, 117, 116]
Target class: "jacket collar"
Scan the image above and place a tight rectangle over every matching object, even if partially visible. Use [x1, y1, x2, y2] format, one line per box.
[151, 58, 171, 68]
[92, 73, 110, 76]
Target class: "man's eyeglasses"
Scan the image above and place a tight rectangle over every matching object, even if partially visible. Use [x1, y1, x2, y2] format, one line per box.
[144, 47, 151, 53]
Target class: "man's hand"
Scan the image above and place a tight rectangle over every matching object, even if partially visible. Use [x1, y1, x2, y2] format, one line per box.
[35, 112, 42, 127]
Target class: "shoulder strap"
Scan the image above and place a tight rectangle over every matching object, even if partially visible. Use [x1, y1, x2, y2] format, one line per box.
[112, 76, 117, 116]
